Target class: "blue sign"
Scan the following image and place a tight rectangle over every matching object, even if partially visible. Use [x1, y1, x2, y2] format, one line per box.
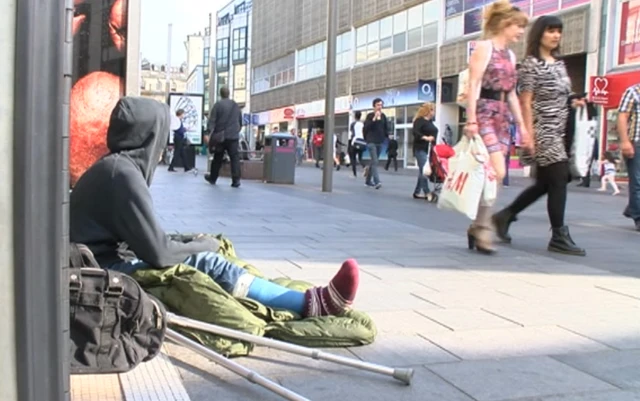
[445, 0, 463, 17]
[251, 114, 260, 125]
[242, 113, 251, 125]
[418, 80, 437, 102]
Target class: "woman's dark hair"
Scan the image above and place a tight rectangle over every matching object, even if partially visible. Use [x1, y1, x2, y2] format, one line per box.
[372, 98, 383, 107]
[525, 15, 563, 60]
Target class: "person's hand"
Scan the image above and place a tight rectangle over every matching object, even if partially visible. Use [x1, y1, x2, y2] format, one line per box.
[520, 126, 534, 153]
[571, 98, 586, 108]
[464, 122, 478, 138]
[374, 111, 381, 120]
[426, 137, 435, 142]
[621, 140, 635, 159]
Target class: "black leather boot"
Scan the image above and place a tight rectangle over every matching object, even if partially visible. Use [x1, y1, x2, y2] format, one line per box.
[548, 226, 586, 256]
[492, 208, 517, 244]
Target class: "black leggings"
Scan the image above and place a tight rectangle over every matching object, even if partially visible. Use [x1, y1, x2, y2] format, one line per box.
[349, 146, 364, 176]
[507, 161, 569, 228]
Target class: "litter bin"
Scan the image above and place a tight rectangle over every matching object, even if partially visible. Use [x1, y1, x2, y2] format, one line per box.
[263, 133, 296, 184]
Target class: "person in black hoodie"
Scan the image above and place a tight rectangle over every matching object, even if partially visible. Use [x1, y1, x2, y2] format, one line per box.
[70, 97, 360, 318]
[363, 98, 389, 189]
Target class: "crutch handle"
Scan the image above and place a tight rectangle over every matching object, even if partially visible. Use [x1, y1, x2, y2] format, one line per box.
[393, 368, 414, 385]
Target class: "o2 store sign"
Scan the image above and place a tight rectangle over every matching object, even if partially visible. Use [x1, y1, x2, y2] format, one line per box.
[418, 80, 437, 102]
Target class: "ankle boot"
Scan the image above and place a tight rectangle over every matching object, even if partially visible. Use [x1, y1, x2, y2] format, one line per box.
[467, 206, 495, 255]
[548, 226, 586, 256]
[492, 208, 517, 244]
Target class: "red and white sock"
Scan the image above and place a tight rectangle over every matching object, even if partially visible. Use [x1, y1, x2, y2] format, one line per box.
[303, 259, 360, 317]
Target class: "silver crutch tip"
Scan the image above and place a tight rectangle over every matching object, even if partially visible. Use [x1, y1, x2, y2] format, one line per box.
[392, 368, 414, 385]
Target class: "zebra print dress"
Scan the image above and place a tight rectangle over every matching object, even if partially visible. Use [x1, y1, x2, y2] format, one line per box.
[518, 56, 572, 167]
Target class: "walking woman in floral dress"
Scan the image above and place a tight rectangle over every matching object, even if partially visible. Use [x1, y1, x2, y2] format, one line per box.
[463, 0, 528, 254]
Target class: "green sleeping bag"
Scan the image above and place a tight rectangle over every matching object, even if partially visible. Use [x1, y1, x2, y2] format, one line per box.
[131, 235, 377, 357]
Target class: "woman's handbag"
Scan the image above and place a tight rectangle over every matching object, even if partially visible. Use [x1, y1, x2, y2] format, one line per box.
[422, 143, 433, 177]
[353, 138, 367, 150]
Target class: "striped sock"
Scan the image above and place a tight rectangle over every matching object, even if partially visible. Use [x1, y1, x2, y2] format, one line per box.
[303, 259, 359, 317]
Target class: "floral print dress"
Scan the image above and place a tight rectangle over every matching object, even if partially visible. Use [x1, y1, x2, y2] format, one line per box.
[476, 46, 518, 155]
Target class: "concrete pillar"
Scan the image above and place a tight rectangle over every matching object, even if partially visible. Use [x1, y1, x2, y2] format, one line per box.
[0, 0, 18, 398]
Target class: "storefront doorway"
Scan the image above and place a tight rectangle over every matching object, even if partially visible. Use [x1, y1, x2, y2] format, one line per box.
[590, 70, 640, 179]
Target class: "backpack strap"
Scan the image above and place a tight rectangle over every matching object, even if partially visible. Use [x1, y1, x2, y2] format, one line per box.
[69, 243, 101, 268]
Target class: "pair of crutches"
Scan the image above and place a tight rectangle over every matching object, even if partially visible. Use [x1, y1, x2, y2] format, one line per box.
[166, 313, 414, 401]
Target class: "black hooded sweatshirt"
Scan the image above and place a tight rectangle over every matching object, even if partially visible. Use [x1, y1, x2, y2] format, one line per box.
[70, 97, 219, 268]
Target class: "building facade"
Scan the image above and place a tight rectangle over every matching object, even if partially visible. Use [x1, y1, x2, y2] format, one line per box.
[186, 65, 205, 94]
[184, 32, 205, 78]
[587, 0, 640, 178]
[249, 0, 596, 168]
[139, 61, 188, 103]
[214, 0, 253, 143]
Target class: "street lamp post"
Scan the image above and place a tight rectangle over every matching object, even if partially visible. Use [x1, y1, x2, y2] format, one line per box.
[322, 0, 338, 192]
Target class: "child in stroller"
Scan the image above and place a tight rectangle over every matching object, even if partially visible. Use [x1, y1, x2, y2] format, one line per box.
[427, 142, 455, 203]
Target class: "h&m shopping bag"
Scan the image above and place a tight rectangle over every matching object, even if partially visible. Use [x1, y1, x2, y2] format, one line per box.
[481, 158, 498, 206]
[437, 136, 487, 220]
[570, 106, 597, 178]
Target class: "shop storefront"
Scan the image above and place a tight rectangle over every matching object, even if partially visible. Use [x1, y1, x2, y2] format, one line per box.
[295, 96, 351, 159]
[267, 106, 295, 133]
[590, 70, 640, 178]
[351, 80, 437, 167]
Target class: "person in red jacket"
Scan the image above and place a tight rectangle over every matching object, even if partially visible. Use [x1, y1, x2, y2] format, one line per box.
[312, 130, 325, 168]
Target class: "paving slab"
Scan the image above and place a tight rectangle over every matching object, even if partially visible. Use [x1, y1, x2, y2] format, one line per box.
[428, 356, 616, 401]
[422, 326, 612, 360]
[519, 390, 640, 401]
[554, 350, 640, 389]
[277, 366, 475, 401]
[416, 308, 520, 331]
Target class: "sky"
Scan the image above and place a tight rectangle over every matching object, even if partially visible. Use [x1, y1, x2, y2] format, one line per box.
[139, 0, 228, 65]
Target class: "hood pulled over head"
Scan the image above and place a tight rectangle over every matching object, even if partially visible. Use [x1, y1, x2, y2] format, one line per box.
[106, 97, 170, 185]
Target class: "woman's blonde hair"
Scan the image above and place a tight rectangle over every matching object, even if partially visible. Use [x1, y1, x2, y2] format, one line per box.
[482, 0, 528, 38]
[413, 102, 435, 122]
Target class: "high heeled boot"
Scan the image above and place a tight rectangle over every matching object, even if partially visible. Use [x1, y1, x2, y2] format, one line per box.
[467, 205, 495, 255]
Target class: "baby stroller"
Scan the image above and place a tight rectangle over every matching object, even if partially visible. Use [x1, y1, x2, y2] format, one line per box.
[428, 142, 455, 203]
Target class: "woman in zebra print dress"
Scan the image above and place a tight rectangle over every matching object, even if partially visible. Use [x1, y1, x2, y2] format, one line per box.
[492, 15, 587, 256]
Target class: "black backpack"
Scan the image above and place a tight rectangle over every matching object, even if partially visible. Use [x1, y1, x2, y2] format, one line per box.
[68, 243, 167, 374]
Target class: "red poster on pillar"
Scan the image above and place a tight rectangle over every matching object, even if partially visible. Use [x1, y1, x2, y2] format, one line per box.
[69, 0, 130, 187]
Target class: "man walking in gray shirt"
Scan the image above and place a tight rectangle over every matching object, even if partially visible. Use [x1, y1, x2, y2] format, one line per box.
[205, 87, 243, 188]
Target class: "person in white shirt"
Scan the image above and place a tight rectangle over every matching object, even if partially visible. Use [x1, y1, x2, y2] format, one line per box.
[348, 111, 365, 177]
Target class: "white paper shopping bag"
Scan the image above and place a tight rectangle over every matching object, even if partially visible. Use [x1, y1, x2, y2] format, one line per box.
[437, 137, 486, 220]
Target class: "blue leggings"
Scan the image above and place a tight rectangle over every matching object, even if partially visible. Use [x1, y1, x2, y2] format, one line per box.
[108, 251, 305, 313]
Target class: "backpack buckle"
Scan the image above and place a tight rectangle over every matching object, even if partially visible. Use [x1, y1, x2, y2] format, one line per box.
[105, 272, 124, 296]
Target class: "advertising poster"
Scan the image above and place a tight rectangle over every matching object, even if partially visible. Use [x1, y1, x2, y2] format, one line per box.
[618, 0, 640, 67]
[445, 0, 463, 17]
[168, 93, 204, 145]
[463, 0, 484, 11]
[532, 0, 559, 16]
[464, 8, 483, 35]
[512, 0, 532, 15]
[561, 0, 589, 8]
[69, 0, 129, 187]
